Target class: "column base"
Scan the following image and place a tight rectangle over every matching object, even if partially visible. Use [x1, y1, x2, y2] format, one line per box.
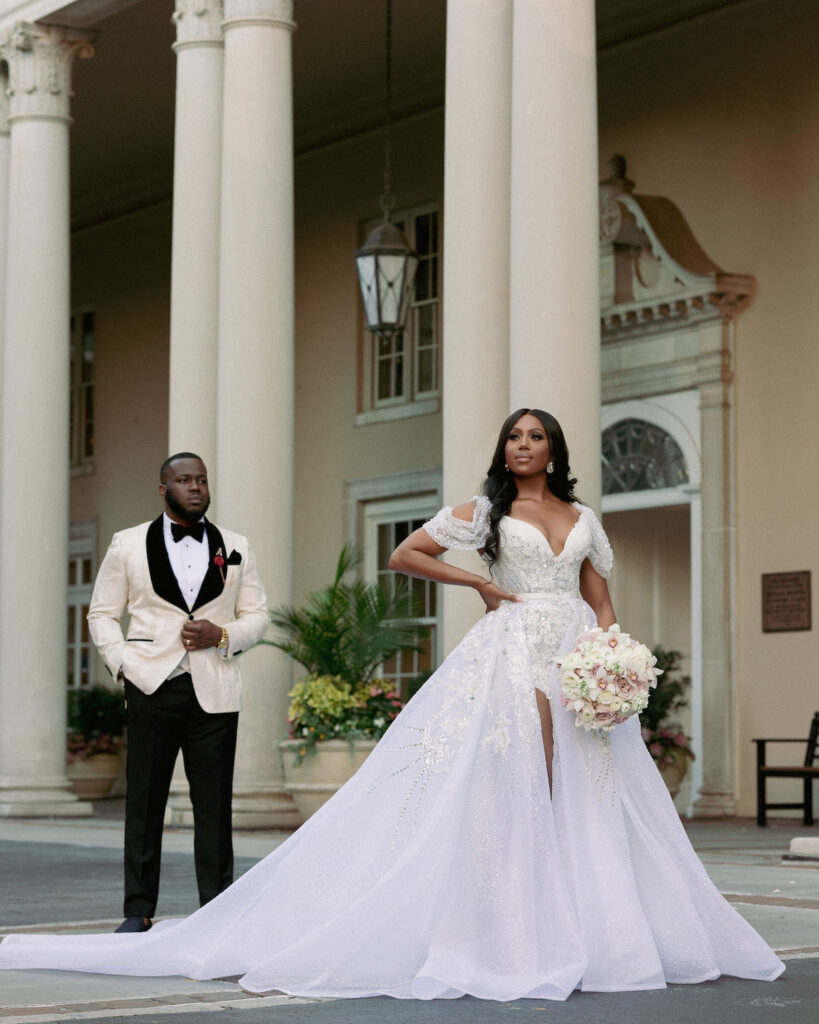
[690, 791, 737, 818]
[786, 836, 819, 861]
[165, 783, 301, 829]
[0, 784, 93, 818]
[231, 784, 302, 829]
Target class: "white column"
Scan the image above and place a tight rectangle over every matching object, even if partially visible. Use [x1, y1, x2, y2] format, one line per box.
[216, 0, 299, 827]
[692, 359, 737, 817]
[168, 0, 224, 469]
[441, 0, 513, 653]
[508, 0, 602, 510]
[0, 24, 94, 817]
[0, 67, 9, 463]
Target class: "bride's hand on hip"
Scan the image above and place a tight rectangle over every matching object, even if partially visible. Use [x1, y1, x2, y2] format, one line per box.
[475, 580, 520, 613]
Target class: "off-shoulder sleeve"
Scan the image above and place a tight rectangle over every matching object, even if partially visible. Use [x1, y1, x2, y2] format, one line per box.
[422, 495, 491, 550]
[580, 505, 613, 579]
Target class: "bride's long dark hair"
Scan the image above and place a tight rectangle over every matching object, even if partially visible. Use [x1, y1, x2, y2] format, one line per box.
[482, 408, 578, 568]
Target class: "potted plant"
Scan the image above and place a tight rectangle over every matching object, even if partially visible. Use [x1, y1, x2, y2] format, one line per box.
[639, 646, 695, 798]
[266, 546, 422, 820]
[66, 684, 127, 800]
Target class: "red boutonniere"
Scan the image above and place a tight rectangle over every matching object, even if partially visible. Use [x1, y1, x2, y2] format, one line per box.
[213, 547, 226, 583]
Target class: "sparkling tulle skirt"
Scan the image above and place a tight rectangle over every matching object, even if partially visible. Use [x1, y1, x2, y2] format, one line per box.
[0, 596, 784, 999]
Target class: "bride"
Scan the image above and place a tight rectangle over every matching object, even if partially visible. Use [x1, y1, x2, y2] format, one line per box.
[0, 408, 784, 1000]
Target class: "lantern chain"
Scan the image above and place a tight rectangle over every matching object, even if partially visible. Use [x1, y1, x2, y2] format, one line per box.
[380, 0, 395, 222]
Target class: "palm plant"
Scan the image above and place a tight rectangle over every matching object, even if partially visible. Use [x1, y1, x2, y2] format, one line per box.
[265, 545, 423, 687]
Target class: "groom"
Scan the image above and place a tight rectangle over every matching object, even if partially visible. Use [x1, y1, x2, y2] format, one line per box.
[88, 453, 269, 933]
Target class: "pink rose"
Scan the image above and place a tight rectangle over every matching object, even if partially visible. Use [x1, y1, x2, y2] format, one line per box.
[649, 742, 663, 757]
[618, 679, 637, 699]
[594, 709, 616, 725]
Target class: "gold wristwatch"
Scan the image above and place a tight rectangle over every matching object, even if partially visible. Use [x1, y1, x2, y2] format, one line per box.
[217, 627, 229, 651]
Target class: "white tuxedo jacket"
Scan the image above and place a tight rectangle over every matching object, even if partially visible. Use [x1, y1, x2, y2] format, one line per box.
[88, 516, 269, 713]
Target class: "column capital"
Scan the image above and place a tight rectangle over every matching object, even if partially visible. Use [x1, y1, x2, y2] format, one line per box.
[173, 0, 225, 49]
[222, 0, 295, 31]
[3, 23, 95, 123]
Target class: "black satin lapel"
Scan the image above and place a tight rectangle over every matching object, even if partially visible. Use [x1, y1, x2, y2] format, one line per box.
[146, 515, 189, 612]
[192, 520, 227, 611]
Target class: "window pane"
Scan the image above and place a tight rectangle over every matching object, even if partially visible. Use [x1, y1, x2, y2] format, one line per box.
[415, 259, 430, 302]
[81, 313, 95, 383]
[415, 213, 430, 256]
[377, 357, 392, 401]
[68, 560, 77, 586]
[82, 558, 92, 584]
[67, 605, 76, 642]
[394, 354, 404, 396]
[84, 388, 95, 457]
[377, 524, 391, 570]
[418, 349, 434, 394]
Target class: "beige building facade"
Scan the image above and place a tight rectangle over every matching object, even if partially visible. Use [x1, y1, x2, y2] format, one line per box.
[0, 0, 816, 824]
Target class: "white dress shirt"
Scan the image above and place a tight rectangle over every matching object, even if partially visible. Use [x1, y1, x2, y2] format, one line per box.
[163, 512, 209, 608]
[163, 512, 209, 675]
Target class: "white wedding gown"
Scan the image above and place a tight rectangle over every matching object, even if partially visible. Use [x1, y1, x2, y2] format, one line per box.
[0, 501, 784, 1000]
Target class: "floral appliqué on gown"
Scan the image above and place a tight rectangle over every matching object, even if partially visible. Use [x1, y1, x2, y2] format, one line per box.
[0, 500, 784, 999]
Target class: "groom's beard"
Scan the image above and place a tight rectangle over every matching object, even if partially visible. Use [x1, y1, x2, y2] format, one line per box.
[165, 490, 210, 524]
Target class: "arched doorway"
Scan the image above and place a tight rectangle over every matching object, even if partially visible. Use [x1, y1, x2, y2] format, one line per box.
[601, 396, 702, 813]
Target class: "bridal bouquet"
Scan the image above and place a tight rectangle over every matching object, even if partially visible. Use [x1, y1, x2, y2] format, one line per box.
[555, 624, 661, 732]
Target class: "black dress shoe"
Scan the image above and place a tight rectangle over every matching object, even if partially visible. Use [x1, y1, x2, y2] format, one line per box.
[114, 916, 152, 933]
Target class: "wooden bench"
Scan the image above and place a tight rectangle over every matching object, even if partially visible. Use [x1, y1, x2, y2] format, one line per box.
[753, 711, 819, 826]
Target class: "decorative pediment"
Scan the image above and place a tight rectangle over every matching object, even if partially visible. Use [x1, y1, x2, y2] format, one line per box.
[599, 156, 755, 342]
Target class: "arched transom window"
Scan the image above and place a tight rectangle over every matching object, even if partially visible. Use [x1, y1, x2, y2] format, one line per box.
[602, 418, 689, 495]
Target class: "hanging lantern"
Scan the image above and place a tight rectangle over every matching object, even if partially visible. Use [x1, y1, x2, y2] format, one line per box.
[355, 220, 418, 336]
[355, 0, 418, 338]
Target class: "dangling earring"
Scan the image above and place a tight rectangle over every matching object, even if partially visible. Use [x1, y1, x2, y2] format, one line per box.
[546, 460, 555, 474]
[504, 463, 510, 471]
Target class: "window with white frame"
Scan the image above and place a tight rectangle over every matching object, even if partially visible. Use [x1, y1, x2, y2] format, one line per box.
[67, 522, 96, 691]
[70, 307, 95, 468]
[358, 204, 440, 423]
[362, 494, 441, 698]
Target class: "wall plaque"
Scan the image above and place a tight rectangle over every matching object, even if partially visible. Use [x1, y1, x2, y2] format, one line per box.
[762, 571, 811, 632]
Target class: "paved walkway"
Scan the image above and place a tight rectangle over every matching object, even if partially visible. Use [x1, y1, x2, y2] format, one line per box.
[0, 809, 817, 1023]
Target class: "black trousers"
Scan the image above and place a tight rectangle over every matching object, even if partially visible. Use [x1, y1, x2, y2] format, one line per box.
[123, 674, 239, 918]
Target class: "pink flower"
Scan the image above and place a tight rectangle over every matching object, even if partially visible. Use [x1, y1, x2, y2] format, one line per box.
[618, 679, 637, 699]
[594, 709, 616, 725]
[649, 742, 663, 757]
[674, 732, 687, 746]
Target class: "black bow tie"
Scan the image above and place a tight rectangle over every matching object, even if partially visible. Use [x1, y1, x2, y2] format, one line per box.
[171, 521, 205, 543]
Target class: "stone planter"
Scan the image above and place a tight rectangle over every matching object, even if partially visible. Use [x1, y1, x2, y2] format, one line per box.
[658, 747, 691, 799]
[67, 752, 121, 800]
[279, 738, 377, 822]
